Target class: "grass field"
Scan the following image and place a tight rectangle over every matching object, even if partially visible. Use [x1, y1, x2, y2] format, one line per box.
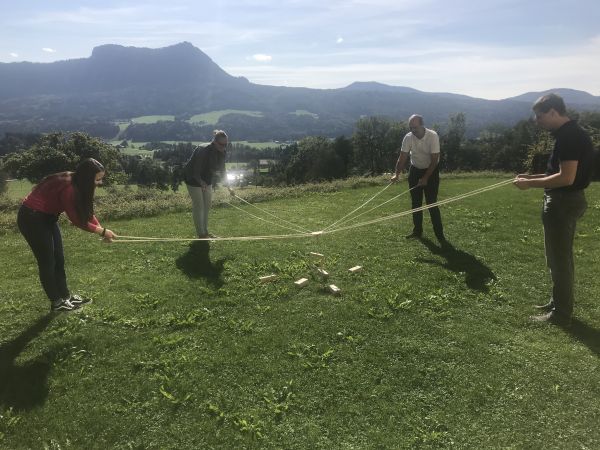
[131, 115, 176, 124]
[289, 110, 319, 119]
[2, 176, 600, 448]
[188, 110, 264, 125]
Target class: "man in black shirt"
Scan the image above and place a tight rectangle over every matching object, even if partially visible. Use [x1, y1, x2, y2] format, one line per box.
[514, 93, 594, 326]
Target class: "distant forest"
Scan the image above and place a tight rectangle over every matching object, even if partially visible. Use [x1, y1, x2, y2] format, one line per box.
[1, 111, 599, 195]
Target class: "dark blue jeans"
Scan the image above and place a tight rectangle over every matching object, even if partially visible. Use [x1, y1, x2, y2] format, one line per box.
[542, 190, 587, 319]
[17, 205, 70, 303]
[408, 166, 445, 241]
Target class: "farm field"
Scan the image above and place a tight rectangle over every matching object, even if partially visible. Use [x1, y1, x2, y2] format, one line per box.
[1, 176, 600, 448]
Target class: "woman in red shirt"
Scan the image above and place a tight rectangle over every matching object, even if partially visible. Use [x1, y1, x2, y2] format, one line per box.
[17, 158, 117, 312]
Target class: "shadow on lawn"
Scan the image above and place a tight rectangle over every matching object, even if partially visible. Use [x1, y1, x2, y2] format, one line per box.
[176, 241, 226, 287]
[416, 237, 496, 292]
[566, 319, 600, 357]
[0, 314, 55, 410]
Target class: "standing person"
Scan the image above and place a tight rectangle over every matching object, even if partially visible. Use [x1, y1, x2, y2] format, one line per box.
[514, 93, 594, 326]
[184, 130, 228, 238]
[391, 114, 447, 245]
[17, 158, 116, 312]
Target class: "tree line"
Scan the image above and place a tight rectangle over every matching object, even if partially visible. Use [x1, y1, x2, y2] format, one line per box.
[1, 111, 599, 196]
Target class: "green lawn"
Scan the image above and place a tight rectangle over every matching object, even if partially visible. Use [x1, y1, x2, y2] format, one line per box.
[2, 176, 600, 448]
[131, 115, 176, 124]
[188, 110, 263, 125]
[5, 179, 33, 201]
[289, 110, 319, 119]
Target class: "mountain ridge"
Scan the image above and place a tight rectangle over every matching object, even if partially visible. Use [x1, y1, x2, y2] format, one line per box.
[1, 42, 598, 140]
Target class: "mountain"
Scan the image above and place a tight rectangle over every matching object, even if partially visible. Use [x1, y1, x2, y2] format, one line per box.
[0, 42, 598, 140]
[505, 88, 600, 107]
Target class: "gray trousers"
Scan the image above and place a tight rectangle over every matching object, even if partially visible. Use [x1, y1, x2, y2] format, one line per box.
[186, 183, 213, 237]
[542, 190, 587, 318]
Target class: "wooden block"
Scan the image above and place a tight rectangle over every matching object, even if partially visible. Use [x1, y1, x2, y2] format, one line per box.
[315, 268, 329, 278]
[328, 284, 341, 295]
[309, 252, 324, 258]
[295, 278, 309, 287]
[259, 274, 277, 283]
[348, 265, 363, 273]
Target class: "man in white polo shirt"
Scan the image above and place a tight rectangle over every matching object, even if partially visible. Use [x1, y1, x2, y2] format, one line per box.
[391, 114, 447, 246]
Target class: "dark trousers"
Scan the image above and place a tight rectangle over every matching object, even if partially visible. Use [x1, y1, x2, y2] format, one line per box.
[542, 190, 587, 319]
[408, 166, 445, 240]
[17, 205, 69, 303]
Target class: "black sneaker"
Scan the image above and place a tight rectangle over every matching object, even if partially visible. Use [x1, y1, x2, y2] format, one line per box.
[405, 232, 422, 240]
[51, 298, 78, 312]
[69, 294, 92, 306]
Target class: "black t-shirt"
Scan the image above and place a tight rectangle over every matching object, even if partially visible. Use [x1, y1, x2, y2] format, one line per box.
[546, 120, 594, 192]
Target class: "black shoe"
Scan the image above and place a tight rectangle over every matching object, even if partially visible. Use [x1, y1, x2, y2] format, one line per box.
[51, 298, 78, 312]
[529, 311, 571, 327]
[533, 300, 554, 311]
[438, 238, 452, 249]
[69, 294, 92, 306]
[405, 232, 422, 240]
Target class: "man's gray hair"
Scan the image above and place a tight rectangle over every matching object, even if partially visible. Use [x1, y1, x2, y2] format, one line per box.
[213, 130, 228, 141]
[408, 114, 424, 125]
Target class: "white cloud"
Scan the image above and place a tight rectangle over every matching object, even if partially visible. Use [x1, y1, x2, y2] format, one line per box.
[336, 37, 344, 44]
[252, 53, 272, 62]
[42, 47, 56, 53]
[9, 52, 19, 57]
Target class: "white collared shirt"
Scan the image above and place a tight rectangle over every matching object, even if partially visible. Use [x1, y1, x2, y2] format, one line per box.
[400, 128, 440, 169]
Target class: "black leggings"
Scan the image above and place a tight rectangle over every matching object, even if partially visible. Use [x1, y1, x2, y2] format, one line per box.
[17, 205, 69, 303]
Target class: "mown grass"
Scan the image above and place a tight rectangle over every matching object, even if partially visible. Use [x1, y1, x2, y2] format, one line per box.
[1, 175, 600, 448]
[131, 115, 176, 124]
[188, 110, 264, 125]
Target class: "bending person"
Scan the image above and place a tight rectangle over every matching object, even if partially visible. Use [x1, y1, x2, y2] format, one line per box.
[183, 130, 228, 238]
[17, 158, 116, 312]
[391, 114, 447, 246]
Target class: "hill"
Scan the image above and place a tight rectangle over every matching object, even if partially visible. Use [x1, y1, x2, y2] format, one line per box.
[0, 42, 598, 140]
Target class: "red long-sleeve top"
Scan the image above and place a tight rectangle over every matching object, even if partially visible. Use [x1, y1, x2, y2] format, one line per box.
[22, 174, 101, 232]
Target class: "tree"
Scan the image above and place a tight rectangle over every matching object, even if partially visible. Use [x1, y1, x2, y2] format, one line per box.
[353, 116, 395, 175]
[2, 132, 122, 183]
[333, 136, 354, 178]
[285, 136, 343, 183]
[131, 158, 170, 190]
[441, 113, 466, 171]
[0, 169, 7, 195]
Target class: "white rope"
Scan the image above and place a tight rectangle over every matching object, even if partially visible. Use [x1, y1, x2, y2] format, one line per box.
[326, 185, 416, 231]
[114, 231, 313, 243]
[321, 181, 393, 232]
[224, 199, 310, 234]
[229, 192, 312, 233]
[322, 178, 514, 235]
[112, 178, 514, 243]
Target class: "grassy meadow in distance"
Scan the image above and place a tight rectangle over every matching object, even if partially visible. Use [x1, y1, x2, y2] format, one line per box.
[1, 175, 600, 448]
[188, 110, 264, 125]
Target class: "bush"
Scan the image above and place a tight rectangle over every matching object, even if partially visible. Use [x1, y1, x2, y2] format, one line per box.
[0, 170, 7, 196]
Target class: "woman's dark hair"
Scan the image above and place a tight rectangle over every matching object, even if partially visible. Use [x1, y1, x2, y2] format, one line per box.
[72, 158, 105, 224]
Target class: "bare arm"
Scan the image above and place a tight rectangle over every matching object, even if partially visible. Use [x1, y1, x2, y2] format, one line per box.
[418, 153, 440, 186]
[514, 161, 578, 190]
[391, 152, 409, 182]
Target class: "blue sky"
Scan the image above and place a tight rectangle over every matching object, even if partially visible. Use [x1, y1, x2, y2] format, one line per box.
[2, 0, 599, 99]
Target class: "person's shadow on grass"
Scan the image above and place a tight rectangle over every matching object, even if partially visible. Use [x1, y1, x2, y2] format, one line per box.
[0, 314, 55, 410]
[176, 241, 226, 287]
[566, 319, 600, 357]
[416, 237, 496, 292]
